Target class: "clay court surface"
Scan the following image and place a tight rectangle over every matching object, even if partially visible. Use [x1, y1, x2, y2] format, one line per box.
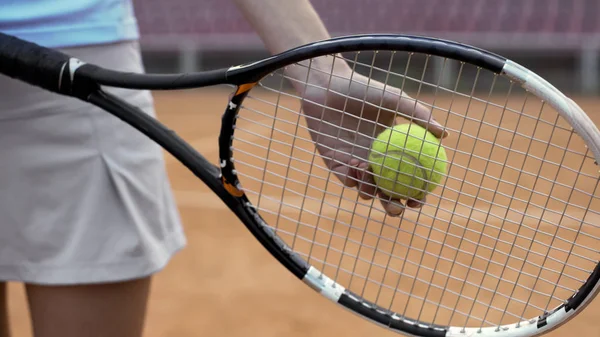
[7, 89, 600, 336]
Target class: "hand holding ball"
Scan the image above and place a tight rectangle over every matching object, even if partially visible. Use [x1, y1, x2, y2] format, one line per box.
[369, 124, 447, 201]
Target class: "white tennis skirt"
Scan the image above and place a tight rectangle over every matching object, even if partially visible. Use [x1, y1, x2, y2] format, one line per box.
[0, 40, 186, 285]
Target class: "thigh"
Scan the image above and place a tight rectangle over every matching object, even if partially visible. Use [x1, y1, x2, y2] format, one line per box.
[0, 282, 8, 337]
[26, 277, 151, 337]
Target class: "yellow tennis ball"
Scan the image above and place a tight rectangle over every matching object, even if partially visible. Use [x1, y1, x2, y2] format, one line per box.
[369, 123, 447, 200]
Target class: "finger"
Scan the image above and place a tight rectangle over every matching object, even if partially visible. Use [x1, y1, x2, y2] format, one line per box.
[337, 158, 362, 188]
[332, 158, 421, 216]
[406, 196, 426, 208]
[335, 161, 405, 217]
[377, 191, 405, 217]
[357, 162, 412, 216]
[357, 164, 377, 200]
[334, 159, 375, 198]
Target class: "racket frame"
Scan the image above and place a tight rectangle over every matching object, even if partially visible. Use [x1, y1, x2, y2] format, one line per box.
[1, 32, 599, 337]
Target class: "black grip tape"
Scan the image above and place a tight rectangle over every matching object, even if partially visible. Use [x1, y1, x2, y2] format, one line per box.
[0, 32, 94, 97]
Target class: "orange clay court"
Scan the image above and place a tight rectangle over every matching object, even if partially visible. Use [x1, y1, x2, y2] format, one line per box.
[6, 88, 600, 337]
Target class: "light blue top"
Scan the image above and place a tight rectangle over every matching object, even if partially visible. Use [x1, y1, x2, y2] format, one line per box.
[0, 0, 139, 48]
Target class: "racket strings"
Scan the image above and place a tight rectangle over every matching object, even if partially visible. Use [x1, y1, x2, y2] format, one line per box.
[244, 82, 595, 209]
[234, 100, 596, 270]
[238, 166, 593, 286]
[303, 53, 357, 268]
[236, 175, 588, 325]
[444, 71, 543, 326]
[294, 54, 584, 141]
[255, 66, 595, 174]
[281, 55, 600, 221]
[233, 115, 599, 233]
[236, 156, 594, 282]
[461, 93, 547, 327]
[496, 107, 572, 324]
[238, 86, 600, 241]
[239, 98, 592, 300]
[255, 67, 598, 188]
[365, 51, 434, 309]
[230, 49, 600, 328]
[424, 66, 502, 326]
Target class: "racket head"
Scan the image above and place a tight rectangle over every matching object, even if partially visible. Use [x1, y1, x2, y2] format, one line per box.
[214, 35, 600, 337]
[3, 32, 597, 337]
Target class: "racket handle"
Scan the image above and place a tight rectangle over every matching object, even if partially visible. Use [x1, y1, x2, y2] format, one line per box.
[0, 32, 92, 97]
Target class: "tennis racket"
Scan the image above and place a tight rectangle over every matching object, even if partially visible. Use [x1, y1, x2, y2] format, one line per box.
[1, 32, 599, 337]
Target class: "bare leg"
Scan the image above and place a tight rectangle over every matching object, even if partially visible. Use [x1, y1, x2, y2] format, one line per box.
[26, 277, 151, 337]
[0, 282, 9, 337]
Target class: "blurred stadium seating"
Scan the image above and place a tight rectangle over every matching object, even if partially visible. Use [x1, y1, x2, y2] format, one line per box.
[133, 0, 600, 94]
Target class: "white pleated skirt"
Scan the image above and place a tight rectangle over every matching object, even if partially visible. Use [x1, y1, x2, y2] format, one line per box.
[0, 40, 186, 285]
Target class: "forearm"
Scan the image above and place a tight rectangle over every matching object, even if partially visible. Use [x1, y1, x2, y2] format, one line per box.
[232, 0, 330, 54]
[233, 0, 352, 92]
[231, 0, 446, 140]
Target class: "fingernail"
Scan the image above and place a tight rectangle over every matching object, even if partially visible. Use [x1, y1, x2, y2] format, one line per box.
[435, 126, 449, 139]
[432, 121, 449, 139]
[388, 201, 405, 216]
